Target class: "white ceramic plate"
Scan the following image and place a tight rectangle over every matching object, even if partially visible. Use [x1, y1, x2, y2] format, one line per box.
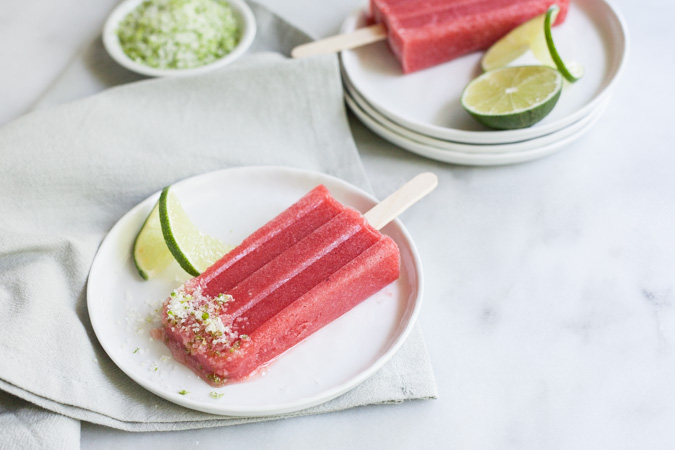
[344, 70, 610, 154]
[346, 90, 608, 166]
[87, 166, 423, 416]
[340, 0, 628, 144]
[103, 0, 256, 77]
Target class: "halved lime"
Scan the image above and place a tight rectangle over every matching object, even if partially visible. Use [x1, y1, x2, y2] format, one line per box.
[133, 201, 175, 280]
[159, 186, 232, 277]
[544, 5, 584, 82]
[461, 66, 563, 130]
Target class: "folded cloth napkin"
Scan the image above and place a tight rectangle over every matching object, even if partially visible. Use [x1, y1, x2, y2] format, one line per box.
[0, 3, 437, 449]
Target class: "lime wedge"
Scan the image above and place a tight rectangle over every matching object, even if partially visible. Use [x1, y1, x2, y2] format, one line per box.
[461, 66, 563, 130]
[481, 5, 583, 82]
[158, 186, 232, 277]
[481, 7, 557, 72]
[133, 201, 175, 280]
[544, 6, 584, 82]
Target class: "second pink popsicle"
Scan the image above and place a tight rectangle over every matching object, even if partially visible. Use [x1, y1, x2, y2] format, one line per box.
[370, 0, 571, 73]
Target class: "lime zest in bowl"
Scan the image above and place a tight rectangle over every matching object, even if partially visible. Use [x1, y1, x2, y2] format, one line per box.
[117, 0, 241, 70]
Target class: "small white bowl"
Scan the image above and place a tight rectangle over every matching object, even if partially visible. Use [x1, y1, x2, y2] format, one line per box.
[103, 0, 257, 77]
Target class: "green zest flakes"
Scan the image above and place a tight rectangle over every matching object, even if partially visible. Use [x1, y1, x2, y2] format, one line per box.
[117, 0, 240, 69]
[209, 391, 224, 399]
[179, 389, 189, 395]
[207, 373, 226, 385]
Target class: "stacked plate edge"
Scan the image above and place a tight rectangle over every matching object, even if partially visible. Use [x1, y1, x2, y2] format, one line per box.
[339, 0, 628, 166]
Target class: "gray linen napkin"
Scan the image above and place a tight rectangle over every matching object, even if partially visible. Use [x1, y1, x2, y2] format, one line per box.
[0, 3, 436, 448]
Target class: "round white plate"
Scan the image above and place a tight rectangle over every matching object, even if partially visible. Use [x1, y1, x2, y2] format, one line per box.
[344, 71, 610, 154]
[340, 0, 628, 144]
[346, 90, 608, 166]
[103, 0, 257, 77]
[87, 166, 423, 416]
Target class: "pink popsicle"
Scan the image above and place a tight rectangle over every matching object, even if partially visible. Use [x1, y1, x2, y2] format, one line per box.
[159, 186, 400, 385]
[370, 0, 570, 73]
[194, 185, 344, 297]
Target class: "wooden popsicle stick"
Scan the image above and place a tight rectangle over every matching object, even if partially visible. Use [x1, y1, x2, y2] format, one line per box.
[365, 172, 438, 230]
[291, 24, 387, 59]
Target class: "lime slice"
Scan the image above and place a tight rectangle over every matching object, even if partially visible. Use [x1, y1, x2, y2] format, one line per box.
[481, 5, 583, 82]
[133, 201, 175, 280]
[481, 7, 557, 72]
[158, 186, 231, 277]
[461, 65, 563, 130]
[544, 6, 584, 82]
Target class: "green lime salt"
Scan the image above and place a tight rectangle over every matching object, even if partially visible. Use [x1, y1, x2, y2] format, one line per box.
[117, 0, 240, 70]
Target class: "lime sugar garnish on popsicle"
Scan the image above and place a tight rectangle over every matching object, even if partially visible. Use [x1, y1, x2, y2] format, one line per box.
[292, 0, 570, 73]
[154, 173, 437, 386]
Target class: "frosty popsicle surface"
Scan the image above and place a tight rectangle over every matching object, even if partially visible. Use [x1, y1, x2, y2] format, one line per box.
[371, 0, 571, 73]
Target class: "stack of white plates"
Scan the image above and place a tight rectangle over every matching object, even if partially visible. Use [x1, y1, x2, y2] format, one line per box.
[340, 0, 628, 166]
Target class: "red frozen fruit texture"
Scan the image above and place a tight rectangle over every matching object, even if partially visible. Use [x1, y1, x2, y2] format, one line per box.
[158, 185, 400, 385]
[370, 0, 570, 73]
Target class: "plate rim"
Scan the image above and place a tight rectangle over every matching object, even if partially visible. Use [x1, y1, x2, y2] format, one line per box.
[343, 69, 605, 154]
[346, 91, 608, 166]
[340, 0, 629, 144]
[86, 166, 424, 416]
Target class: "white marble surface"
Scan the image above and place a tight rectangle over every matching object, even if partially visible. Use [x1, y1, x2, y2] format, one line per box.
[3, 0, 675, 448]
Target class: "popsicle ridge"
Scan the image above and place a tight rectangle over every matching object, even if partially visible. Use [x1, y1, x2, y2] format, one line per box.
[191, 185, 343, 297]
[219, 236, 400, 381]
[371, 0, 570, 73]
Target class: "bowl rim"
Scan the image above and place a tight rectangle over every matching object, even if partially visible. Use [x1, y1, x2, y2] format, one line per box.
[102, 0, 257, 78]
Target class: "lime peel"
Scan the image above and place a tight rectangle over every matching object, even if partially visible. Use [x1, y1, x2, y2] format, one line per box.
[544, 5, 584, 82]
